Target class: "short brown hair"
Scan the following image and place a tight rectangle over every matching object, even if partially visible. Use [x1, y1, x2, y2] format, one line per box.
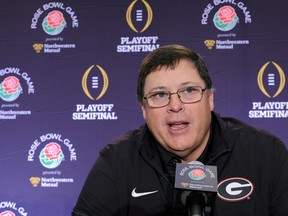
[137, 44, 213, 103]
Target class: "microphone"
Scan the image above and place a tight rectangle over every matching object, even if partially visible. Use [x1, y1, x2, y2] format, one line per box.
[182, 190, 206, 216]
[174, 161, 218, 216]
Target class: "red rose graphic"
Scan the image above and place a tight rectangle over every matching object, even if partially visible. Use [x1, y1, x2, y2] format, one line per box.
[3, 76, 20, 94]
[44, 142, 62, 160]
[0, 211, 15, 216]
[191, 169, 205, 177]
[218, 6, 236, 23]
[47, 10, 64, 27]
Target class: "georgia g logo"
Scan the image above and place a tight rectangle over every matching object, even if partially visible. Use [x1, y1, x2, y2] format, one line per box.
[218, 177, 254, 202]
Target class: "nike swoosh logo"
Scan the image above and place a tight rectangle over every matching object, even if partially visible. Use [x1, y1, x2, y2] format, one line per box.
[131, 187, 158, 198]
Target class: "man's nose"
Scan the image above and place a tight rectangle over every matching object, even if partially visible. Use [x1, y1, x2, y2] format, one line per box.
[168, 93, 183, 112]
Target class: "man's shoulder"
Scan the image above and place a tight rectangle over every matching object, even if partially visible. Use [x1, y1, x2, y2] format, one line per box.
[215, 112, 273, 136]
[215, 113, 285, 149]
[111, 124, 146, 145]
[100, 124, 148, 155]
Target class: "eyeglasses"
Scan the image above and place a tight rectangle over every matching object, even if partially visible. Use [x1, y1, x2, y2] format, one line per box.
[143, 86, 206, 108]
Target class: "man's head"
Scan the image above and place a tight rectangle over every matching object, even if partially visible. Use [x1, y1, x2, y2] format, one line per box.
[137, 44, 214, 162]
[137, 44, 213, 103]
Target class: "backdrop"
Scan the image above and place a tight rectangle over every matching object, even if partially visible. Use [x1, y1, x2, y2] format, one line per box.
[0, 0, 287, 215]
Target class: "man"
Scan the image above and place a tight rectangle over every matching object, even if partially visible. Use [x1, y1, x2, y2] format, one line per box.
[72, 45, 288, 215]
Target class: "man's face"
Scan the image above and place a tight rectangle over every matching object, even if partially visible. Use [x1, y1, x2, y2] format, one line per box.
[141, 59, 214, 162]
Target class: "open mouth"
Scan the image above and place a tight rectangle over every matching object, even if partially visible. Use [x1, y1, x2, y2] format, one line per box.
[168, 121, 189, 130]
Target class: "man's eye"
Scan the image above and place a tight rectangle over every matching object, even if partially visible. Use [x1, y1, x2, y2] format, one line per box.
[150, 92, 168, 98]
[185, 87, 195, 93]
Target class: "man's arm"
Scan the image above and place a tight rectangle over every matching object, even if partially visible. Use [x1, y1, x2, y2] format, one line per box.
[269, 139, 288, 215]
[72, 148, 118, 216]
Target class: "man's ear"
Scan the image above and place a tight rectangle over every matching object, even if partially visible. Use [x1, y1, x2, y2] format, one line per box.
[140, 103, 147, 120]
[209, 90, 214, 111]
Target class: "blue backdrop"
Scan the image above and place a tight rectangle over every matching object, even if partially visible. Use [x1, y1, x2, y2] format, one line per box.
[0, 0, 287, 215]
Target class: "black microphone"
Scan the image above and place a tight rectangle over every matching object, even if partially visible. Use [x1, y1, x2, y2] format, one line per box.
[181, 190, 206, 216]
[174, 161, 218, 216]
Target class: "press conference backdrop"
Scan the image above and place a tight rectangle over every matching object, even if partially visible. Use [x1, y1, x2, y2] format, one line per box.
[0, 0, 287, 215]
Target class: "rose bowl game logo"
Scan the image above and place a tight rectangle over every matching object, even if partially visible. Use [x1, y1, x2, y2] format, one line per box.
[42, 10, 67, 35]
[0, 211, 15, 216]
[0, 76, 23, 102]
[30, 3, 79, 53]
[27, 133, 77, 187]
[39, 142, 64, 169]
[213, 6, 239, 31]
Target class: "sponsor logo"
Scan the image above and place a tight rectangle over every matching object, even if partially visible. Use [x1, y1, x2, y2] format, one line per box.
[201, 0, 252, 50]
[0, 67, 34, 119]
[204, 40, 216, 49]
[117, 0, 160, 53]
[31, 2, 79, 53]
[32, 44, 44, 53]
[249, 61, 287, 118]
[131, 188, 158, 198]
[72, 65, 118, 120]
[218, 177, 254, 201]
[27, 133, 77, 188]
[0, 201, 28, 216]
[29, 177, 41, 187]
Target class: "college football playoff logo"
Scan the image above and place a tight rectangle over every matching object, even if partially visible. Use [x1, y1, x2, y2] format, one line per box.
[126, 0, 153, 33]
[257, 61, 286, 98]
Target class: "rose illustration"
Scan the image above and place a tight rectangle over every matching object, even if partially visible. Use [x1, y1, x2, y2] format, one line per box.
[42, 10, 66, 35]
[218, 6, 237, 23]
[188, 168, 206, 180]
[0, 211, 16, 216]
[191, 169, 205, 177]
[39, 142, 64, 169]
[3, 76, 20, 94]
[44, 142, 62, 160]
[47, 10, 65, 28]
[0, 76, 22, 102]
[213, 5, 239, 31]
